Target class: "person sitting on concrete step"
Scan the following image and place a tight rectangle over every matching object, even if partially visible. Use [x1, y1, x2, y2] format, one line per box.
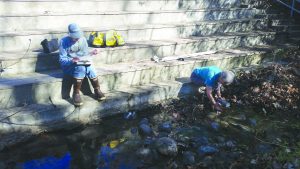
[59, 23, 106, 106]
[190, 66, 235, 111]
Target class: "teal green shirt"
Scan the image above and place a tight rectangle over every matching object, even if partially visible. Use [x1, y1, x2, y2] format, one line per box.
[193, 66, 222, 88]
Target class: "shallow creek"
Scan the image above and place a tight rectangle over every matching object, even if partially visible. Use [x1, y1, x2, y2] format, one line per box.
[0, 98, 299, 169]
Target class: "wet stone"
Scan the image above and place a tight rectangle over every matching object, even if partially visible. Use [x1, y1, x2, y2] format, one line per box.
[283, 162, 295, 169]
[175, 127, 207, 142]
[139, 118, 150, 125]
[216, 136, 225, 143]
[228, 151, 243, 161]
[136, 148, 154, 163]
[272, 161, 282, 169]
[211, 122, 220, 131]
[123, 111, 136, 120]
[182, 151, 195, 166]
[201, 156, 213, 167]
[158, 121, 172, 133]
[139, 124, 153, 137]
[144, 137, 155, 146]
[238, 114, 247, 121]
[0, 162, 4, 169]
[207, 112, 218, 119]
[250, 159, 257, 165]
[192, 136, 209, 146]
[225, 140, 236, 148]
[155, 137, 178, 156]
[198, 145, 218, 155]
[249, 118, 257, 126]
[255, 144, 273, 154]
[293, 158, 299, 168]
[158, 132, 169, 138]
[131, 127, 138, 134]
[169, 161, 178, 169]
[231, 114, 247, 121]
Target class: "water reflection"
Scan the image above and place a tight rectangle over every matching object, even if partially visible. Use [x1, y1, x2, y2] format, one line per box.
[17, 153, 71, 169]
[97, 145, 136, 169]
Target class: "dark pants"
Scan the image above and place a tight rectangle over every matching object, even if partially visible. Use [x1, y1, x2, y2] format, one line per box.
[190, 71, 204, 86]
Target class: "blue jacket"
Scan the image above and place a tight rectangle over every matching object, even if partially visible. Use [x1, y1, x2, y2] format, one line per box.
[59, 36, 89, 69]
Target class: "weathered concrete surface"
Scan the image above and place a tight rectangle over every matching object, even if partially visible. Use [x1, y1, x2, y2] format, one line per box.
[0, 0, 247, 15]
[0, 45, 294, 109]
[0, 8, 263, 32]
[0, 32, 280, 75]
[0, 79, 192, 151]
[0, 18, 269, 52]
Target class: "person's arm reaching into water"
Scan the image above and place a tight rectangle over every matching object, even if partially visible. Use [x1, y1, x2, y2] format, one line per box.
[206, 86, 222, 111]
[216, 83, 223, 99]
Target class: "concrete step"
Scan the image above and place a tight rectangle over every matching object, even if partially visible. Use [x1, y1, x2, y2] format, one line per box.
[0, 8, 264, 32]
[271, 19, 296, 26]
[0, 44, 295, 109]
[288, 31, 300, 37]
[243, 0, 269, 9]
[0, 19, 270, 52]
[271, 25, 300, 32]
[0, 79, 195, 150]
[0, 0, 245, 15]
[0, 32, 281, 76]
[255, 14, 287, 19]
[289, 37, 300, 44]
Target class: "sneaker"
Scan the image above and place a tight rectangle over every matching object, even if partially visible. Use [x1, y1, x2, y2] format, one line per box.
[198, 86, 206, 94]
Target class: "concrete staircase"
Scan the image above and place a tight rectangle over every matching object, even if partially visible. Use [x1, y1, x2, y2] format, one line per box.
[0, 0, 299, 149]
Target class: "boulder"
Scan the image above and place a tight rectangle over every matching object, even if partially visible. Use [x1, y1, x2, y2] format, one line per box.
[155, 137, 178, 156]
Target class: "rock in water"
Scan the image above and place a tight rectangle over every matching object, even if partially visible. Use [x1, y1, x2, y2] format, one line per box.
[155, 137, 178, 156]
[283, 162, 295, 169]
[211, 122, 219, 131]
[198, 145, 218, 155]
[272, 161, 282, 169]
[138, 124, 153, 137]
[194, 136, 209, 146]
[255, 144, 272, 154]
[225, 140, 236, 148]
[158, 121, 172, 133]
[136, 148, 154, 163]
[249, 118, 257, 126]
[182, 151, 195, 166]
[139, 118, 149, 125]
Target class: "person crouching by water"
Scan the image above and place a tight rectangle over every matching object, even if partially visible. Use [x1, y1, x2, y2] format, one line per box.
[190, 66, 235, 112]
[59, 23, 106, 106]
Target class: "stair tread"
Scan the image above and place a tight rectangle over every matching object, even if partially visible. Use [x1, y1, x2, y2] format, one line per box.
[0, 31, 277, 60]
[0, 44, 294, 89]
[0, 18, 267, 37]
[0, 7, 259, 17]
[0, 79, 189, 127]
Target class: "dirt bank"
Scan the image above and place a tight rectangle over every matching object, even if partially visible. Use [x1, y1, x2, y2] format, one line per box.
[224, 50, 300, 116]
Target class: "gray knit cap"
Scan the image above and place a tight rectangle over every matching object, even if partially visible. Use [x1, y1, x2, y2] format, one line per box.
[221, 70, 235, 85]
[68, 23, 83, 39]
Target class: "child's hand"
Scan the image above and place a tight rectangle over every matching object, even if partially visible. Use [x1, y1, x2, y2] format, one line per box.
[72, 57, 80, 63]
[90, 49, 98, 56]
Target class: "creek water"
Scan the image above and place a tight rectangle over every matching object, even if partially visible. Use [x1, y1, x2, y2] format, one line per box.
[0, 99, 299, 169]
